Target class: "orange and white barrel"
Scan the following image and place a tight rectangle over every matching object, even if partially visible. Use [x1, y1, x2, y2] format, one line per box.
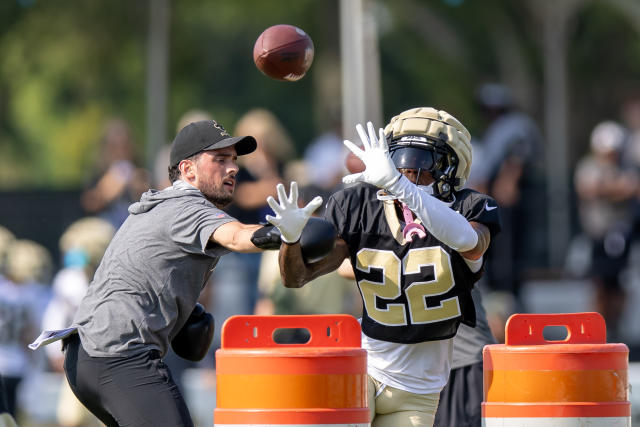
[214, 314, 370, 427]
[482, 312, 630, 427]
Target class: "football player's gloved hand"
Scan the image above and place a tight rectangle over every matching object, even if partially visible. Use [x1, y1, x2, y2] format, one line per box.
[343, 122, 401, 189]
[250, 223, 282, 250]
[171, 303, 214, 362]
[266, 181, 323, 244]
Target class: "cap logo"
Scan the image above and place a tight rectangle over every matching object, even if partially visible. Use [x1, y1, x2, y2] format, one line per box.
[211, 120, 230, 137]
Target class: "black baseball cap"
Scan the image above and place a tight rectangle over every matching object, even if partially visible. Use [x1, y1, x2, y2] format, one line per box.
[169, 120, 257, 166]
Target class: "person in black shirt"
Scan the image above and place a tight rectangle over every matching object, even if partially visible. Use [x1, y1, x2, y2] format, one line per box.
[270, 107, 501, 427]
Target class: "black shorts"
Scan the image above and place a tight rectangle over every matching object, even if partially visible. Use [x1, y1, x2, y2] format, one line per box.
[63, 334, 193, 427]
[590, 235, 629, 286]
[433, 361, 483, 427]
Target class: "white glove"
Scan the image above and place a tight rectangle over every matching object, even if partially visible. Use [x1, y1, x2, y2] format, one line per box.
[387, 175, 478, 252]
[342, 122, 401, 189]
[266, 181, 323, 243]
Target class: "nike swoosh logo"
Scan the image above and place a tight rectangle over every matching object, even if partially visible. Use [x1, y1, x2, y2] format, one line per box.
[485, 204, 497, 211]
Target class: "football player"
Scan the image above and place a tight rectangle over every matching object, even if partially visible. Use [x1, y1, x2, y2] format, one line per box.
[269, 107, 501, 427]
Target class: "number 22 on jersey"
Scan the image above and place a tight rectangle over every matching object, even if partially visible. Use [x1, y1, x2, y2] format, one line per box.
[356, 247, 461, 326]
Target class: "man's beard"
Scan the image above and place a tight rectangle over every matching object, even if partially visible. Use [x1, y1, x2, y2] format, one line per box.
[199, 181, 233, 208]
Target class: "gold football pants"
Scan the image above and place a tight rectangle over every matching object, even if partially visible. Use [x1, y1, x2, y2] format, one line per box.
[368, 376, 440, 427]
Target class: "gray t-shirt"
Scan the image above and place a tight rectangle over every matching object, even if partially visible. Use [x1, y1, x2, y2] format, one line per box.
[451, 285, 496, 369]
[73, 180, 236, 357]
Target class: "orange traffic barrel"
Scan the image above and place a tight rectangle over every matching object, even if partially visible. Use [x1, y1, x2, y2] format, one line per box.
[482, 312, 630, 426]
[214, 314, 370, 426]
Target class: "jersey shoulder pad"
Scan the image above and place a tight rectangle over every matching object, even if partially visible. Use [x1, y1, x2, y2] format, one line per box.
[330, 182, 378, 202]
[453, 188, 502, 236]
[327, 183, 378, 215]
[326, 183, 383, 239]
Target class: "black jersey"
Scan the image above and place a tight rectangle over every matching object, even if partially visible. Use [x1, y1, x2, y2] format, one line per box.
[324, 183, 501, 344]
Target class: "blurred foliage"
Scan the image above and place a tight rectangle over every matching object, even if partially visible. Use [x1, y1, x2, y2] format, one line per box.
[0, 0, 638, 189]
[570, 2, 640, 160]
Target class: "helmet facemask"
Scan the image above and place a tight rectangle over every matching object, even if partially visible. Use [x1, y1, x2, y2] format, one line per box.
[388, 134, 460, 200]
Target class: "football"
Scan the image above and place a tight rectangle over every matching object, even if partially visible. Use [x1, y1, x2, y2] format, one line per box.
[253, 24, 314, 81]
[345, 151, 366, 174]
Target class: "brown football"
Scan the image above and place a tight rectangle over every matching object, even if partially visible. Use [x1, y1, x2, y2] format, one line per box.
[253, 24, 314, 81]
[345, 151, 366, 174]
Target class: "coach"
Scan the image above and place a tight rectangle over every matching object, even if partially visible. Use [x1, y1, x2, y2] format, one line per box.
[63, 120, 321, 426]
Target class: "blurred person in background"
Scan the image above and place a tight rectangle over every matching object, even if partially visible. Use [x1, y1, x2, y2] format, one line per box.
[0, 227, 14, 280]
[42, 217, 115, 427]
[481, 290, 518, 344]
[0, 227, 18, 427]
[229, 108, 295, 224]
[0, 239, 53, 418]
[620, 97, 640, 253]
[208, 108, 295, 347]
[255, 255, 361, 319]
[303, 113, 348, 201]
[0, 227, 15, 292]
[469, 83, 544, 300]
[0, 374, 18, 427]
[574, 121, 638, 340]
[81, 118, 151, 229]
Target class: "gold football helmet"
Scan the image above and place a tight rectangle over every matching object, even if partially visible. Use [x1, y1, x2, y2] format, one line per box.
[384, 107, 472, 199]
